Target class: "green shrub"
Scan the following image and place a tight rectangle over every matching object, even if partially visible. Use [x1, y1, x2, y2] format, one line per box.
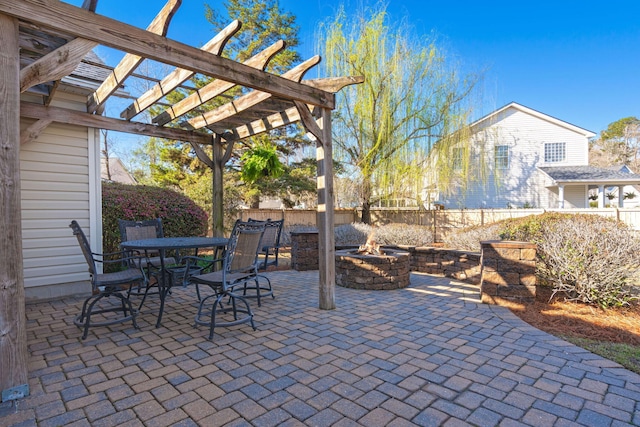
[500, 213, 640, 307]
[102, 182, 208, 255]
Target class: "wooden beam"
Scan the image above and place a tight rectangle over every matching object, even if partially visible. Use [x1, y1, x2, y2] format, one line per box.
[18, 0, 101, 93]
[87, 0, 182, 113]
[20, 37, 97, 93]
[20, 118, 52, 144]
[188, 141, 213, 169]
[224, 76, 364, 142]
[304, 75, 365, 92]
[120, 19, 241, 120]
[294, 100, 323, 142]
[316, 108, 336, 310]
[82, 0, 98, 11]
[224, 106, 300, 141]
[153, 39, 285, 126]
[186, 55, 321, 130]
[0, 0, 334, 108]
[0, 12, 29, 401]
[20, 101, 213, 145]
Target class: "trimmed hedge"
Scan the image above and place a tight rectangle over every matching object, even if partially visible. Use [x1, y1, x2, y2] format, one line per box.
[102, 182, 208, 255]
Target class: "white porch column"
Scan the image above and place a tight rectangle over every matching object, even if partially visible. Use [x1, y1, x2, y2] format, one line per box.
[558, 184, 565, 209]
[598, 185, 605, 208]
[619, 185, 625, 208]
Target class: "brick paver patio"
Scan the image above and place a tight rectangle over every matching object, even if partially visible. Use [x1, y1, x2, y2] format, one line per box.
[2, 271, 640, 426]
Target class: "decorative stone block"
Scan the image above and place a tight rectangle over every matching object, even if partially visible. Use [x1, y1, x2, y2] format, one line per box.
[480, 240, 537, 303]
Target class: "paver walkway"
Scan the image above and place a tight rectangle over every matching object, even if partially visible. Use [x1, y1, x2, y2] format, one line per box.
[2, 271, 640, 426]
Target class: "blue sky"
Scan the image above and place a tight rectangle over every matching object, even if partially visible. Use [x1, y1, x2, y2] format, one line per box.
[66, 0, 639, 136]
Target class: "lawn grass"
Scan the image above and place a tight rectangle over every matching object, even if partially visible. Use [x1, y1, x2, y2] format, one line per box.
[560, 335, 640, 374]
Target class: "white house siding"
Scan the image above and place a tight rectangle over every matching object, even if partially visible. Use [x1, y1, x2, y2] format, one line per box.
[441, 105, 591, 209]
[564, 185, 587, 208]
[20, 92, 99, 301]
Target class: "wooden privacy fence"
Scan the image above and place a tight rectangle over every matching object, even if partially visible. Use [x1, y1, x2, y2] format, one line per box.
[239, 208, 640, 242]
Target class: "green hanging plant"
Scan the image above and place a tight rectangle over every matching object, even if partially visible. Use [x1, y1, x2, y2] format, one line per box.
[240, 143, 284, 183]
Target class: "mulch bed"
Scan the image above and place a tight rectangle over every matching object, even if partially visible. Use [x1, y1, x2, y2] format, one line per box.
[497, 289, 640, 346]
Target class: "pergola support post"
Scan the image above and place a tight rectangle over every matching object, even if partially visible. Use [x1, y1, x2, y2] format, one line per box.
[212, 134, 225, 238]
[316, 108, 336, 310]
[0, 12, 29, 402]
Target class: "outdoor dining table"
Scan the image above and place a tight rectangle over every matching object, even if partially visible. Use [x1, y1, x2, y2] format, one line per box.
[121, 236, 228, 327]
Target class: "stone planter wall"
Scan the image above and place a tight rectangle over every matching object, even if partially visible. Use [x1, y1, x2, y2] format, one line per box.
[335, 249, 410, 290]
[290, 233, 537, 303]
[480, 240, 537, 303]
[290, 231, 319, 271]
[405, 247, 482, 284]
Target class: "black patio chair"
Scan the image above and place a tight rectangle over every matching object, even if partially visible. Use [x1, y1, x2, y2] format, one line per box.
[118, 218, 176, 307]
[248, 218, 284, 271]
[244, 218, 283, 305]
[69, 220, 143, 339]
[186, 220, 266, 340]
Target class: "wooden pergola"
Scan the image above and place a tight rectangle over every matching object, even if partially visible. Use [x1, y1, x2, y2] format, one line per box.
[0, 0, 362, 400]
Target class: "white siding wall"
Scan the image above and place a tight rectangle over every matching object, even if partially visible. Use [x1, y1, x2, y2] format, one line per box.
[20, 91, 99, 300]
[564, 185, 587, 208]
[442, 106, 590, 209]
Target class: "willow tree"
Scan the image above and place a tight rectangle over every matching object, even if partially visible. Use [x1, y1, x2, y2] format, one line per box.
[320, 4, 478, 223]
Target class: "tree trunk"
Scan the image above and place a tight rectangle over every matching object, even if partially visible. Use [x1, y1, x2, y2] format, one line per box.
[250, 194, 260, 209]
[361, 200, 371, 224]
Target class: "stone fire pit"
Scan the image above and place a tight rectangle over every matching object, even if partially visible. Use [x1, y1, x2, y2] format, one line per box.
[335, 248, 410, 290]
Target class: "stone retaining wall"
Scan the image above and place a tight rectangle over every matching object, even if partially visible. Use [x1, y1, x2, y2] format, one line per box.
[291, 231, 537, 303]
[480, 240, 537, 303]
[290, 231, 319, 271]
[404, 247, 482, 284]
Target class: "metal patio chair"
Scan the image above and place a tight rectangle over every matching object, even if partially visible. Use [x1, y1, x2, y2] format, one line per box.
[118, 218, 176, 307]
[244, 218, 283, 305]
[187, 220, 266, 340]
[69, 220, 143, 339]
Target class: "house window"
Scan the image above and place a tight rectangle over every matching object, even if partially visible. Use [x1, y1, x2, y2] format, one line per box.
[544, 142, 566, 163]
[495, 145, 509, 169]
[452, 147, 463, 170]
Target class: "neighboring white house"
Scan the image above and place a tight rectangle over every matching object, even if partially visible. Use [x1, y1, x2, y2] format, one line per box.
[434, 102, 640, 209]
[101, 157, 137, 184]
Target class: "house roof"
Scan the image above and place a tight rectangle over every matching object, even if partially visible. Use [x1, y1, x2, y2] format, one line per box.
[538, 165, 640, 185]
[100, 157, 137, 185]
[471, 102, 596, 138]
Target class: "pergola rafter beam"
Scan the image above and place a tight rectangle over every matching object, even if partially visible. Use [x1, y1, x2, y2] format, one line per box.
[0, 0, 335, 109]
[223, 76, 364, 141]
[120, 19, 242, 120]
[20, 101, 212, 145]
[185, 55, 321, 130]
[19, 0, 98, 94]
[153, 39, 286, 126]
[87, 0, 182, 113]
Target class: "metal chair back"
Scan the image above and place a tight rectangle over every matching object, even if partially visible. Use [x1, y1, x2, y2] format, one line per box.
[70, 220, 98, 277]
[225, 220, 266, 275]
[118, 218, 164, 242]
[248, 218, 283, 270]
